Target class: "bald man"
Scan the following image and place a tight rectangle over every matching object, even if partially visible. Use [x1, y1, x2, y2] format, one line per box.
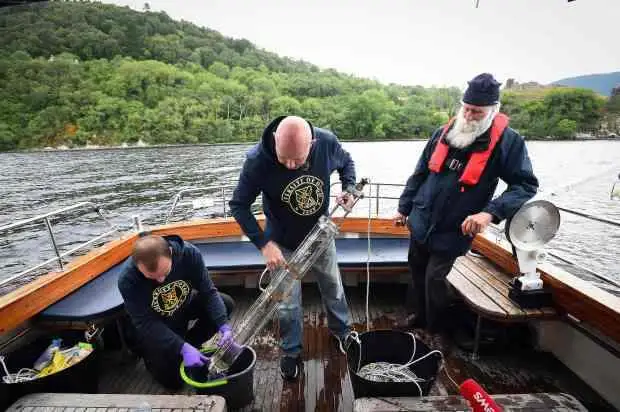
[118, 234, 235, 389]
[229, 115, 356, 380]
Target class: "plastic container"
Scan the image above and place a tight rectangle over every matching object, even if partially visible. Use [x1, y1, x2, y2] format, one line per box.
[346, 329, 441, 398]
[0, 330, 98, 410]
[33, 338, 62, 371]
[181, 346, 256, 410]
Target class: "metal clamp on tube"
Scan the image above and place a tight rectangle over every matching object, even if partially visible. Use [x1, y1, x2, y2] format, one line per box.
[329, 178, 369, 218]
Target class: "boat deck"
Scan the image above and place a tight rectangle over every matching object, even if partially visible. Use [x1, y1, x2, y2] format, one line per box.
[97, 285, 613, 411]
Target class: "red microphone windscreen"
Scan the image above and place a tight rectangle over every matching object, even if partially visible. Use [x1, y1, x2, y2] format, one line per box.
[459, 379, 502, 412]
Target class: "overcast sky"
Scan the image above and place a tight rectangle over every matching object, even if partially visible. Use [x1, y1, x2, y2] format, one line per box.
[104, 0, 619, 89]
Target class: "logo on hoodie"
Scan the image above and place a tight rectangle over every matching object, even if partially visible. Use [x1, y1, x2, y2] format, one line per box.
[151, 280, 190, 316]
[281, 175, 324, 216]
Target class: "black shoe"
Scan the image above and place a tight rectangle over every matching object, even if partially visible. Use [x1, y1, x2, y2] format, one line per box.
[280, 355, 300, 381]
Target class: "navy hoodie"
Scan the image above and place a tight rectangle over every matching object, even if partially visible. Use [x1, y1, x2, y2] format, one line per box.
[229, 116, 356, 251]
[398, 122, 538, 257]
[117, 235, 228, 356]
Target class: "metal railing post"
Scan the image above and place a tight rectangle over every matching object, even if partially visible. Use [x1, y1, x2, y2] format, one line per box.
[375, 184, 380, 217]
[43, 217, 63, 271]
[133, 215, 143, 232]
[222, 187, 226, 217]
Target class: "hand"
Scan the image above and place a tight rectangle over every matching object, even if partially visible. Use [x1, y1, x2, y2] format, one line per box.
[393, 212, 407, 226]
[180, 342, 209, 367]
[217, 324, 234, 348]
[461, 212, 493, 237]
[261, 241, 286, 271]
[336, 191, 354, 211]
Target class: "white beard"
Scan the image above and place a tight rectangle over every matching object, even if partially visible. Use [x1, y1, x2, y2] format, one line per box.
[445, 105, 499, 149]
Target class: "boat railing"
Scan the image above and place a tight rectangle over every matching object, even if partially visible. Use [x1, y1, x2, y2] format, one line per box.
[165, 181, 620, 227]
[164, 181, 406, 223]
[165, 184, 238, 223]
[165, 181, 619, 291]
[0, 202, 120, 289]
[2, 181, 616, 293]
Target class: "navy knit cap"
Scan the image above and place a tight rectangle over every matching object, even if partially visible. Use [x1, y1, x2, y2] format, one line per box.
[463, 73, 501, 106]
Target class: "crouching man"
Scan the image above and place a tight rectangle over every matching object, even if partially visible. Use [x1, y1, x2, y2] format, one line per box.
[118, 234, 234, 389]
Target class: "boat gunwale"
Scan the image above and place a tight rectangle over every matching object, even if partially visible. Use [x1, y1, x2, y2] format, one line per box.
[0, 216, 619, 348]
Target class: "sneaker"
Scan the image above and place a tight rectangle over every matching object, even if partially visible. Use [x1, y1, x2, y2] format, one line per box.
[280, 355, 300, 380]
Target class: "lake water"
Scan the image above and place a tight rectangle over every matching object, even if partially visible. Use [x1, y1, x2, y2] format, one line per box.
[0, 140, 619, 293]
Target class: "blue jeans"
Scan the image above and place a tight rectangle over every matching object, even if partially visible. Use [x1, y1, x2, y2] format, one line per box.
[278, 239, 352, 357]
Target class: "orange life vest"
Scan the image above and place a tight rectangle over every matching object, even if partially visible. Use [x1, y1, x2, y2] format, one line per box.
[428, 113, 509, 186]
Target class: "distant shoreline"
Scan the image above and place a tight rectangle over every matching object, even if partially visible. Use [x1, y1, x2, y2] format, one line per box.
[2, 136, 619, 154]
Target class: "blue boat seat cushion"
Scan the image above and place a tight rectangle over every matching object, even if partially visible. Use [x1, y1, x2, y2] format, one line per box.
[39, 237, 409, 322]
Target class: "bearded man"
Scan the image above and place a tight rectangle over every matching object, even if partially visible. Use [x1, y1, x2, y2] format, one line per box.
[394, 73, 539, 331]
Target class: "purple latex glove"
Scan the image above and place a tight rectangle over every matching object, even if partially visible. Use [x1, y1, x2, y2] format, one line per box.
[180, 342, 209, 367]
[217, 324, 234, 348]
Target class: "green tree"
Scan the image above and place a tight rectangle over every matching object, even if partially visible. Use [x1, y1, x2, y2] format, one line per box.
[0, 124, 17, 151]
[552, 119, 577, 139]
[269, 96, 301, 117]
[208, 61, 230, 79]
[340, 90, 396, 139]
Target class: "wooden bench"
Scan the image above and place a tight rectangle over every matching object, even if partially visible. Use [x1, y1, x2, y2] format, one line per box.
[446, 253, 557, 359]
[7, 393, 226, 411]
[354, 392, 588, 411]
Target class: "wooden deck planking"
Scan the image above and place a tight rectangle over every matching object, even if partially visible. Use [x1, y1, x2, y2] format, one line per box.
[89, 284, 613, 411]
[353, 392, 588, 411]
[6, 394, 225, 411]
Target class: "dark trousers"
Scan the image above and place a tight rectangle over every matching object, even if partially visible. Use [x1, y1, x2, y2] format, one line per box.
[142, 292, 235, 389]
[407, 238, 457, 331]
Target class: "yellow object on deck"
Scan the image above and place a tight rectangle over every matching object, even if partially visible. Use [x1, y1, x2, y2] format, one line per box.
[36, 343, 93, 378]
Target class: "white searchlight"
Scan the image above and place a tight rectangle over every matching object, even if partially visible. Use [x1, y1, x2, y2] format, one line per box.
[506, 200, 560, 308]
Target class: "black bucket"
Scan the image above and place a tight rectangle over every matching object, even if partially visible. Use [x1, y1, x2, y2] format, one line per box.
[181, 346, 256, 410]
[346, 330, 441, 398]
[0, 330, 99, 410]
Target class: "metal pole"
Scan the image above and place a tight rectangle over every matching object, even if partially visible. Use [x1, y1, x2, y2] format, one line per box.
[0, 202, 100, 234]
[547, 251, 620, 289]
[94, 207, 117, 230]
[375, 184, 380, 217]
[133, 215, 143, 232]
[557, 206, 620, 228]
[165, 194, 182, 224]
[472, 315, 481, 361]
[222, 187, 226, 217]
[44, 217, 63, 271]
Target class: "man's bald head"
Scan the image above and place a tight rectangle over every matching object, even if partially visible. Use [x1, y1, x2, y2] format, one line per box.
[132, 235, 172, 283]
[274, 116, 312, 170]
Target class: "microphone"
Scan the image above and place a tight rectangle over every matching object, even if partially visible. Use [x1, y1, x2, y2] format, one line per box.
[459, 379, 502, 412]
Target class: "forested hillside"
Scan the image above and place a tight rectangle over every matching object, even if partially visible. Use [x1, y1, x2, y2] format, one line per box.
[0, 1, 610, 150]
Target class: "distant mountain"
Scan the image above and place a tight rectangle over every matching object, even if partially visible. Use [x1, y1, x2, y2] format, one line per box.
[552, 72, 620, 96]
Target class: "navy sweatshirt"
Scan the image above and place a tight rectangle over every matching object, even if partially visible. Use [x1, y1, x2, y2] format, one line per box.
[229, 116, 356, 251]
[398, 122, 538, 257]
[117, 235, 228, 356]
